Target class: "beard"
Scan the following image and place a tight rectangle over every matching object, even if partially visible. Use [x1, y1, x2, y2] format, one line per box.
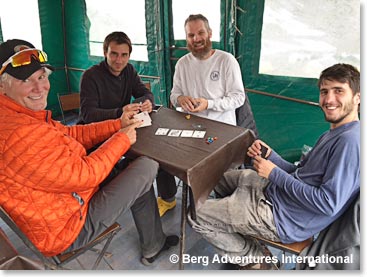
[322, 99, 355, 125]
[187, 38, 212, 60]
[324, 111, 350, 125]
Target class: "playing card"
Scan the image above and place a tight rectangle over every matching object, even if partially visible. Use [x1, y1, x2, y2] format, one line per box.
[155, 128, 170, 135]
[133, 111, 152, 128]
[192, 130, 206, 138]
[168, 129, 182, 137]
[180, 130, 194, 137]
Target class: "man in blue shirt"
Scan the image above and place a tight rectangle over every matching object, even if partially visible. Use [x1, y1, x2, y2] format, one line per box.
[188, 64, 360, 269]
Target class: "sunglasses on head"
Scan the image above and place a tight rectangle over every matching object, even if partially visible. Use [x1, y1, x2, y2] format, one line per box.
[0, 49, 48, 75]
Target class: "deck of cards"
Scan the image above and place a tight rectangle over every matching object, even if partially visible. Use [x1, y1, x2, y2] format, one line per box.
[133, 111, 152, 128]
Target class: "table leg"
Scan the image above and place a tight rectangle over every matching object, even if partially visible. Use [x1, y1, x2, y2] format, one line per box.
[179, 182, 188, 270]
[188, 186, 196, 221]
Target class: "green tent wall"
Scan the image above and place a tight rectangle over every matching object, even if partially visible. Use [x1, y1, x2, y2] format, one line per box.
[1, 0, 335, 162]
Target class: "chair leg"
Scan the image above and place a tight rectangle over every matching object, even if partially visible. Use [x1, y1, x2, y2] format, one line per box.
[92, 230, 118, 270]
[44, 260, 60, 270]
[253, 239, 280, 270]
[89, 247, 113, 258]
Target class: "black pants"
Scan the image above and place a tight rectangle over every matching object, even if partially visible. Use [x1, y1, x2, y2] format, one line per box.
[156, 168, 177, 200]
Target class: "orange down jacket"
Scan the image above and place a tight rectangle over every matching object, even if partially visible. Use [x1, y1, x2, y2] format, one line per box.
[0, 95, 131, 256]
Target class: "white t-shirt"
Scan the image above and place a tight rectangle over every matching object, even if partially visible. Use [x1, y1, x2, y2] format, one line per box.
[170, 49, 245, 125]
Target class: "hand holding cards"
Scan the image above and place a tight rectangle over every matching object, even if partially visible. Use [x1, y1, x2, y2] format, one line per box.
[133, 111, 152, 128]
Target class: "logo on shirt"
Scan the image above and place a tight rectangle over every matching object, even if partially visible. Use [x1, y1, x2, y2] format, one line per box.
[210, 71, 220, 81]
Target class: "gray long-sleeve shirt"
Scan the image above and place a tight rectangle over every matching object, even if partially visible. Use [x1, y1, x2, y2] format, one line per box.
[79, 60, 154, 124]
[266, 121, 360, 243]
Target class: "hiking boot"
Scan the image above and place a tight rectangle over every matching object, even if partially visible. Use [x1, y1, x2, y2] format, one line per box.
[157, 197, 176, 217]
[141, 235, 179, 266]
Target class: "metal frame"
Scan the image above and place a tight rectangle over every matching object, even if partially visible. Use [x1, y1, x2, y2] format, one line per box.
[250, 235, 313, 269]
[0, 206, 120, 270]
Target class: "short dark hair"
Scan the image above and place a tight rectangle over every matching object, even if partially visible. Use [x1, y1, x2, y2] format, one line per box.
[103, 31, 132, 54]
[184, 14, 212, 32]
[318, 63, 360, 95]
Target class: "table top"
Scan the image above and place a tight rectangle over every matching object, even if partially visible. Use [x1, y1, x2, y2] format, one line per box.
[129, 107, 255, 208]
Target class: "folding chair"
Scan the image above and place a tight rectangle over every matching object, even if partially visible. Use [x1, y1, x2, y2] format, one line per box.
[235, 96, 258, 138]
[249, 235, 313, 269]
[143, 82, 151, 91]
[57, 93, 80, 125]
[0, 206, 121, 270]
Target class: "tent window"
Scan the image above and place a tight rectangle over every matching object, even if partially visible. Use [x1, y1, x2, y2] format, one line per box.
[172, 0, 221, 41]
[0, 0, 42, 48]
[259, 0, 360, 78]
[86, 0, 148, 61]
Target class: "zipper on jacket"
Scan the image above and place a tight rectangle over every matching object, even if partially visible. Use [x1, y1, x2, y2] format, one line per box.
[72, 192, 85, 220]
[45, 110, 50, 122]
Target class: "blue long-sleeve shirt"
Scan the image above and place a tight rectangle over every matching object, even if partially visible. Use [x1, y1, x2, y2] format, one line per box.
[265, 121, 360, 243]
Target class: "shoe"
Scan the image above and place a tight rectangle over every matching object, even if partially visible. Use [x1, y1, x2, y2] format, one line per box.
[141, 235, 179, 266]
[157, 197, 176, 217]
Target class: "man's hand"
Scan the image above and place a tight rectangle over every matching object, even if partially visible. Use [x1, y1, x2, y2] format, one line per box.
[177, 96, 198, 112]
[252, 155, 276, 179]
[119, 121, 143, 145]
[120, 110, 139, 128]
[123, 103, 142, 113]
[247, 139, 271, 159]
[177, 96, 208, 113]
[191, 97, 208, 112]
[123, 100, 152, 113]
[140, 99, 153, 113]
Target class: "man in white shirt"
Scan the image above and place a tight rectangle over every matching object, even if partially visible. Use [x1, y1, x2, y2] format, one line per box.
[170, 14, 247, 126]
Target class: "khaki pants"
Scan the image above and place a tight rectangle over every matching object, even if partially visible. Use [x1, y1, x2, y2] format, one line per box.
[188, 169, 280, 265]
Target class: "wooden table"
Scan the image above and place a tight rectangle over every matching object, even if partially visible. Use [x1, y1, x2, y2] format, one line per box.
[128, 107, 255, 269]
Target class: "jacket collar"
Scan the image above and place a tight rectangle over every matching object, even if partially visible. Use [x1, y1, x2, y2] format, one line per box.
[0, 94, 51, 121]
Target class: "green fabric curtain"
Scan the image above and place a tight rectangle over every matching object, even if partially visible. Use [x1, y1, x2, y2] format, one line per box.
[3, 0, 330, 161]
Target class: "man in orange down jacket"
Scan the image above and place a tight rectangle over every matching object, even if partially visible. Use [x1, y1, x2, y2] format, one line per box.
[0, 39, 178, 266]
